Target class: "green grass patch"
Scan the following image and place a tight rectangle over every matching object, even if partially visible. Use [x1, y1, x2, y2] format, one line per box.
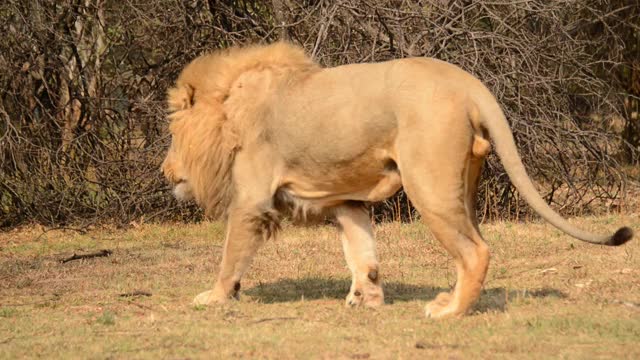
[0, 307, 17, 318]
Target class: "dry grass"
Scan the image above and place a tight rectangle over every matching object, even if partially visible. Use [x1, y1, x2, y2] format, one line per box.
[1, 213, 639, 359]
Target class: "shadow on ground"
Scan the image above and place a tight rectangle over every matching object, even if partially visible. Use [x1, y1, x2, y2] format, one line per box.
[245, 277, 567, 313]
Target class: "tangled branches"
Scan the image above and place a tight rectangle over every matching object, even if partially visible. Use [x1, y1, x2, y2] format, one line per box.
[0, 0, 637, 227]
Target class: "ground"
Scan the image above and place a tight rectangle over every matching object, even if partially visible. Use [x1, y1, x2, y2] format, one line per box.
[1, 213, 639, 359]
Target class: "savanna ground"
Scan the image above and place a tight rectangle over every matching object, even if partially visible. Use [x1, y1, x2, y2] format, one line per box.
[1, 213, 639, 359]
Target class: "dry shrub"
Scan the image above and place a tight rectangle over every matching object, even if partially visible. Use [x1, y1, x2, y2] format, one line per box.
[0, 0, 637, 228]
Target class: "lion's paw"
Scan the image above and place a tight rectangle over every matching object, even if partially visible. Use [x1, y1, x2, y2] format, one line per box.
[425, 292, 456, 319]
[192, 290, 229, 306]
[192, 290, 215, 306]
[345, 286, 384, 308]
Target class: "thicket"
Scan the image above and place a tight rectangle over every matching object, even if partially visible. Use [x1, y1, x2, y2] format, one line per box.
[1, 0, 638, 228]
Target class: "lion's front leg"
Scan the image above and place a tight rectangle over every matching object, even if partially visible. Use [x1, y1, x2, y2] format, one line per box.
[335, 203, 384, 308]
[193, 205, 275, 306]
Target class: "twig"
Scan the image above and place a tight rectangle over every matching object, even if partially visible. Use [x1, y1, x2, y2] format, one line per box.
[251, 316, 298, 324]
[120, 290, 152, 298]
[59, 249, 112, 263]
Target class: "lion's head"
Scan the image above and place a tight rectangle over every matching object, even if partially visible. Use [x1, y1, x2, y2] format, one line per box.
[161, 80, 240, 218]
[161, 42, 317, 218]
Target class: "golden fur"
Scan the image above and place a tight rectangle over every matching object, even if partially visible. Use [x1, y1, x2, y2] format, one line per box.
[163, 43, 318, 218]
[162, 42, 633, 318]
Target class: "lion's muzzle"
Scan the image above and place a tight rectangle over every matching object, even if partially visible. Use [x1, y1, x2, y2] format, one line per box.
[172, 181, 194, 202]
[161, 156, 195, 202]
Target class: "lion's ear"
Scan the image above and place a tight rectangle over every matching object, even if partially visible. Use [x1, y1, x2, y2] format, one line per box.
[167, 84, 195, 112]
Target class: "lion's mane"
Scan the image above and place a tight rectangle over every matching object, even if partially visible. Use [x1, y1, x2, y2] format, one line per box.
[166, 42, 319, 218]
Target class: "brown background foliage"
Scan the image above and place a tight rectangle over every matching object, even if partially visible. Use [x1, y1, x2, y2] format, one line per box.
[1, 0, 638, 228]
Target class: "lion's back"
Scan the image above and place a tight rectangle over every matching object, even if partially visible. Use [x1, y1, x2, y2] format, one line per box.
[266, 61, 400, 164]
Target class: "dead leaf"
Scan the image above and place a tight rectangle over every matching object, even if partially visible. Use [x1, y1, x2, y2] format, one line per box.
[575, 279, 593, 288]
[540, 268, 558, 275]
[615, 268, 633, 274]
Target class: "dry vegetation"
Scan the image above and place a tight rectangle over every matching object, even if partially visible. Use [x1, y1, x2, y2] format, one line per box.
[1, 214, 638, 358]
[1, 0, 639, 227]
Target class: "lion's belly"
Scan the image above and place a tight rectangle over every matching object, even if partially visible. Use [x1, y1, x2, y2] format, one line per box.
[279, 161, 402, 206]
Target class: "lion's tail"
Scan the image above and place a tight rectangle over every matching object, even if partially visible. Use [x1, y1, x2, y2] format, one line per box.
[470, 86, 633, 246]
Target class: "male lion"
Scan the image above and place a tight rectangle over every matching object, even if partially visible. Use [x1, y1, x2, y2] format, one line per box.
[161, 42, 633, 318]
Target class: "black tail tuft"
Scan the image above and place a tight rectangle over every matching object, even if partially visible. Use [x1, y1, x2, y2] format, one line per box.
[605, 227, 634, 246]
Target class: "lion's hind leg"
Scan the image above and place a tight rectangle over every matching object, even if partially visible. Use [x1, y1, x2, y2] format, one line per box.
[419, 212, 489, 318]
[335, 203, 384, 308]
[405, 152, 489, 318]
[397, 105, 490, 318]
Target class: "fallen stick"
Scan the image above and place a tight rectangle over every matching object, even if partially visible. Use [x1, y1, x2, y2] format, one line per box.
[60, 249, 112, 263]
[251, 316, 298, 324]
[120, 290, 152, 298]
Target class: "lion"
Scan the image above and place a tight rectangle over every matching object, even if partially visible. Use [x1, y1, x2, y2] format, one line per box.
[161, 42, 633, 318]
